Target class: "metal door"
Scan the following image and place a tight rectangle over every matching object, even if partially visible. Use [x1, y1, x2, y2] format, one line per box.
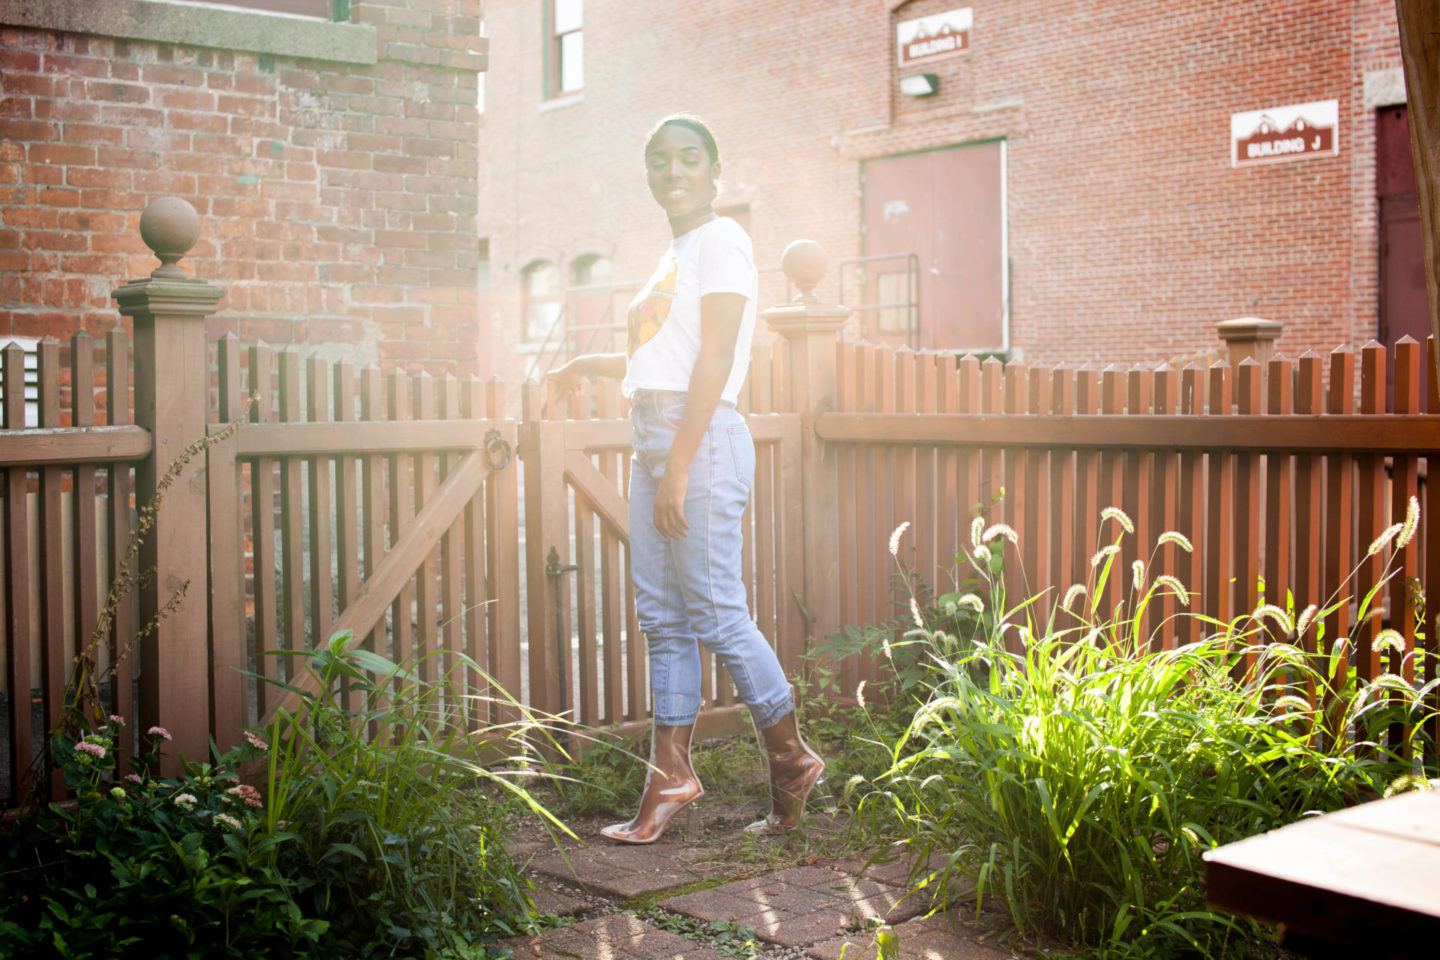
[1377, 105, 1428, 410]
[862, 140, 1007, 352]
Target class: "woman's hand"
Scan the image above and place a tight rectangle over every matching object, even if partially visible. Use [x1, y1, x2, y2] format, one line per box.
[544, 358, 586, 412]
[654, 462, 690, 538]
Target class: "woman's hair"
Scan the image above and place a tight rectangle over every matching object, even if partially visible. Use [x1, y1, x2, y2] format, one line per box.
[644, 114, 720, 165]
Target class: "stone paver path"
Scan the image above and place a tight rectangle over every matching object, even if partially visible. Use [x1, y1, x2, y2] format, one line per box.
[502, 834, 1027, 960]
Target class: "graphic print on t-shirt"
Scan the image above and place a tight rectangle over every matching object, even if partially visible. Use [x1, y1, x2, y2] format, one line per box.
[627, 254, 678, 357]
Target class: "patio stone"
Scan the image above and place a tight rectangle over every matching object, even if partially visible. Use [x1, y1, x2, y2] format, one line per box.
[525, 840, 713, 898]
[806, 912, 1026, 960]
[659, 863, 920, 948]
[500, 913, 728, 960]
[525, 882, 587, 917]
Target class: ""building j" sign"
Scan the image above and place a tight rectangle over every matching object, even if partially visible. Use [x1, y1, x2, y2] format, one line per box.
[896, 7, 973, 67]
[1230, 100, 1339, 168]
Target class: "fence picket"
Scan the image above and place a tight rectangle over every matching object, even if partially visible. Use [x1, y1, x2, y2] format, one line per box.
[278, 350, 305, 667]
[1293, 353, 1325, 705]
[209, 334, 247, 741]
[1126, 366, 1153, 646]
[1178, 365, 1206, 646]
[248, 342, 279, 702]
[1264, 356, 1293, 661]
[360, 367, 389, 665]
[1003, 362, 1027, 608]
[1391, 338, 1421, 752]
[2, 343, 33, 800]
[1205, 362, 1234, 629]
[107, 329, 135, 731]
[439, 374, 464, 705]
[38, 340, 65, 797]
[307, 355, 335, 648]
[1355, 344, 1387, 682]
[1235, 359, 1262, 670]
[70, 332, 100, 731]
[333, 361, 360, 712]
[387, 371, 415, 668]
[1151, 364, 1179, 650]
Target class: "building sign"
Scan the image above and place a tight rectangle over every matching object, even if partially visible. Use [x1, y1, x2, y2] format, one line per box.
[896, 7, 972, 67]
[1230, 100, 1339, 167]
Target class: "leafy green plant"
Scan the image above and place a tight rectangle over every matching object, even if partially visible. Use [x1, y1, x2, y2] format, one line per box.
[259, 629, 573, 959]
[0, 719, 327, 959]
[854, 506, 1435, 960]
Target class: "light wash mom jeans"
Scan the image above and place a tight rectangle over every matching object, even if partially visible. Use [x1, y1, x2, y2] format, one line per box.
[628, 389, 795, 730]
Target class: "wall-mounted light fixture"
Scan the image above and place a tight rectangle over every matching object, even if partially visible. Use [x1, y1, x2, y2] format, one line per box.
[899, 73, 939, 97]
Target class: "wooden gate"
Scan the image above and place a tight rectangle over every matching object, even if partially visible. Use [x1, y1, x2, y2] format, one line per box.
[204, 336, 522, 742]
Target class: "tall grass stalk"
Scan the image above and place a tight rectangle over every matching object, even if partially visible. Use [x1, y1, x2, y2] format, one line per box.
[861, 510, 1436, 960]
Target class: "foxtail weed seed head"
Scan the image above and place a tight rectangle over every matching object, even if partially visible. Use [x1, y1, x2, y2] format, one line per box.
[1101, 506, 1134, 534]
[982, 522, 1018, 545]
[1368, 522, 1405, 557]
[1273, 695, 1313, 714]
[1369, 673, 1416, 696]
[1132, 560, 1145, 591]
[1156, 530, 1194, 552]
[1252, 603, 1294, 635]
[1151, 575, 1190, 605]
[889, 521, 910, 557]
[855, 680, 866, 711]
[1081, 628, 1103, 646]
[1090, 544, 1120, 568]
[1384, 775, 1440, 798]
[970, 515, 986, 549]
[1061, 584, 1087, 612]
[1296, 604, 1319, 638]
[910, 597, 925, 628]
[1374, 629, 1406, 655]
[1398, 496, 1420, 549]
[973, 545, 991, 564]
[955, 593, 985, 615]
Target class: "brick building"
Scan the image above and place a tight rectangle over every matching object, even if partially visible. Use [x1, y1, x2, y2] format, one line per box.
[480, 0, 1418, 381]
[0, 0, 487, 374]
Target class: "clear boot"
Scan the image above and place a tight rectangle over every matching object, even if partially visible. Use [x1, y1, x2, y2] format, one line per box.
[600, 723, 703, 844]
[744, 710, 824, 834]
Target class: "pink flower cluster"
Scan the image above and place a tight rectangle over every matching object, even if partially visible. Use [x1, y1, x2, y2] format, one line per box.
[243, 731, 269, 751]
[227, 783, 264, 809]
[75, 741, 107, 760]
[108, 714, 126, 727]
[147, 726, 172, 741]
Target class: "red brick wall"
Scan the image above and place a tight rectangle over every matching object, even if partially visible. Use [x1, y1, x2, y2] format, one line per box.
[0, 0, 486, 374]
[480, 0, 1404, 375]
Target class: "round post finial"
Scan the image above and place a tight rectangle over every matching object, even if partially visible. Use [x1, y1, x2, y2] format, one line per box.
[138, 197, 201, 280]
[781, 239, 826, 303]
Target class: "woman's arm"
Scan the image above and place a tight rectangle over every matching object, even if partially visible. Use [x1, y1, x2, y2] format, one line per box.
[651, 291, 745, 539]
[545, 352, 627, 408]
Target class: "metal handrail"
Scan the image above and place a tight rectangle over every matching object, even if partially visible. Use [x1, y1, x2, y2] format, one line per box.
[836, 252, 920, 349]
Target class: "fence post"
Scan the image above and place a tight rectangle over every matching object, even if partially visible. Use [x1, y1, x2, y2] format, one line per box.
[760, 240, 849, 671]
[1216, 317, 1283, 368]
[111, 198, 223, 773]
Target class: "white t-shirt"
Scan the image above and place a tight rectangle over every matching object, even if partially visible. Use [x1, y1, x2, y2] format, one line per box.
[621, 217, 756, 405]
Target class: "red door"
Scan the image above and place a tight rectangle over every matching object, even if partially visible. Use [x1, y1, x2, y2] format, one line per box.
[862, 140, 1007, 352]
[1377, 105, 1428, 410]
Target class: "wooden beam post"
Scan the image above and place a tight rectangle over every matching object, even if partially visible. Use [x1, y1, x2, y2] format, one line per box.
[760, 241, 849, 671]
[1396, 2, 1440, 384]
[111, 198, 223, 774]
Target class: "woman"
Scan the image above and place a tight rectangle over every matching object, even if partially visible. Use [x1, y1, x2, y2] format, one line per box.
[547, 115, 824, 844]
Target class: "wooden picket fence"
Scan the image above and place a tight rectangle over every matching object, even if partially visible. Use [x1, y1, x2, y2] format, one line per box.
[5, 209, 1440, 801]
[820, 338, 1440, 739]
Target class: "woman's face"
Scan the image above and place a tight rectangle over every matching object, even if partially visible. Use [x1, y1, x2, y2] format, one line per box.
[645, 124, 719, 222]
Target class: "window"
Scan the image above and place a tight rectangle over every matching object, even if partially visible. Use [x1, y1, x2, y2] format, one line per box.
[522, 260, 562, 342]
[571, 254, 610, 288]
[549, 0, 583, 97]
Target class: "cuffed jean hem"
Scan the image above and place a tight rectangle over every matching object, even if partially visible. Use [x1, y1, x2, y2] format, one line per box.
[748, 691, 796, 730]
